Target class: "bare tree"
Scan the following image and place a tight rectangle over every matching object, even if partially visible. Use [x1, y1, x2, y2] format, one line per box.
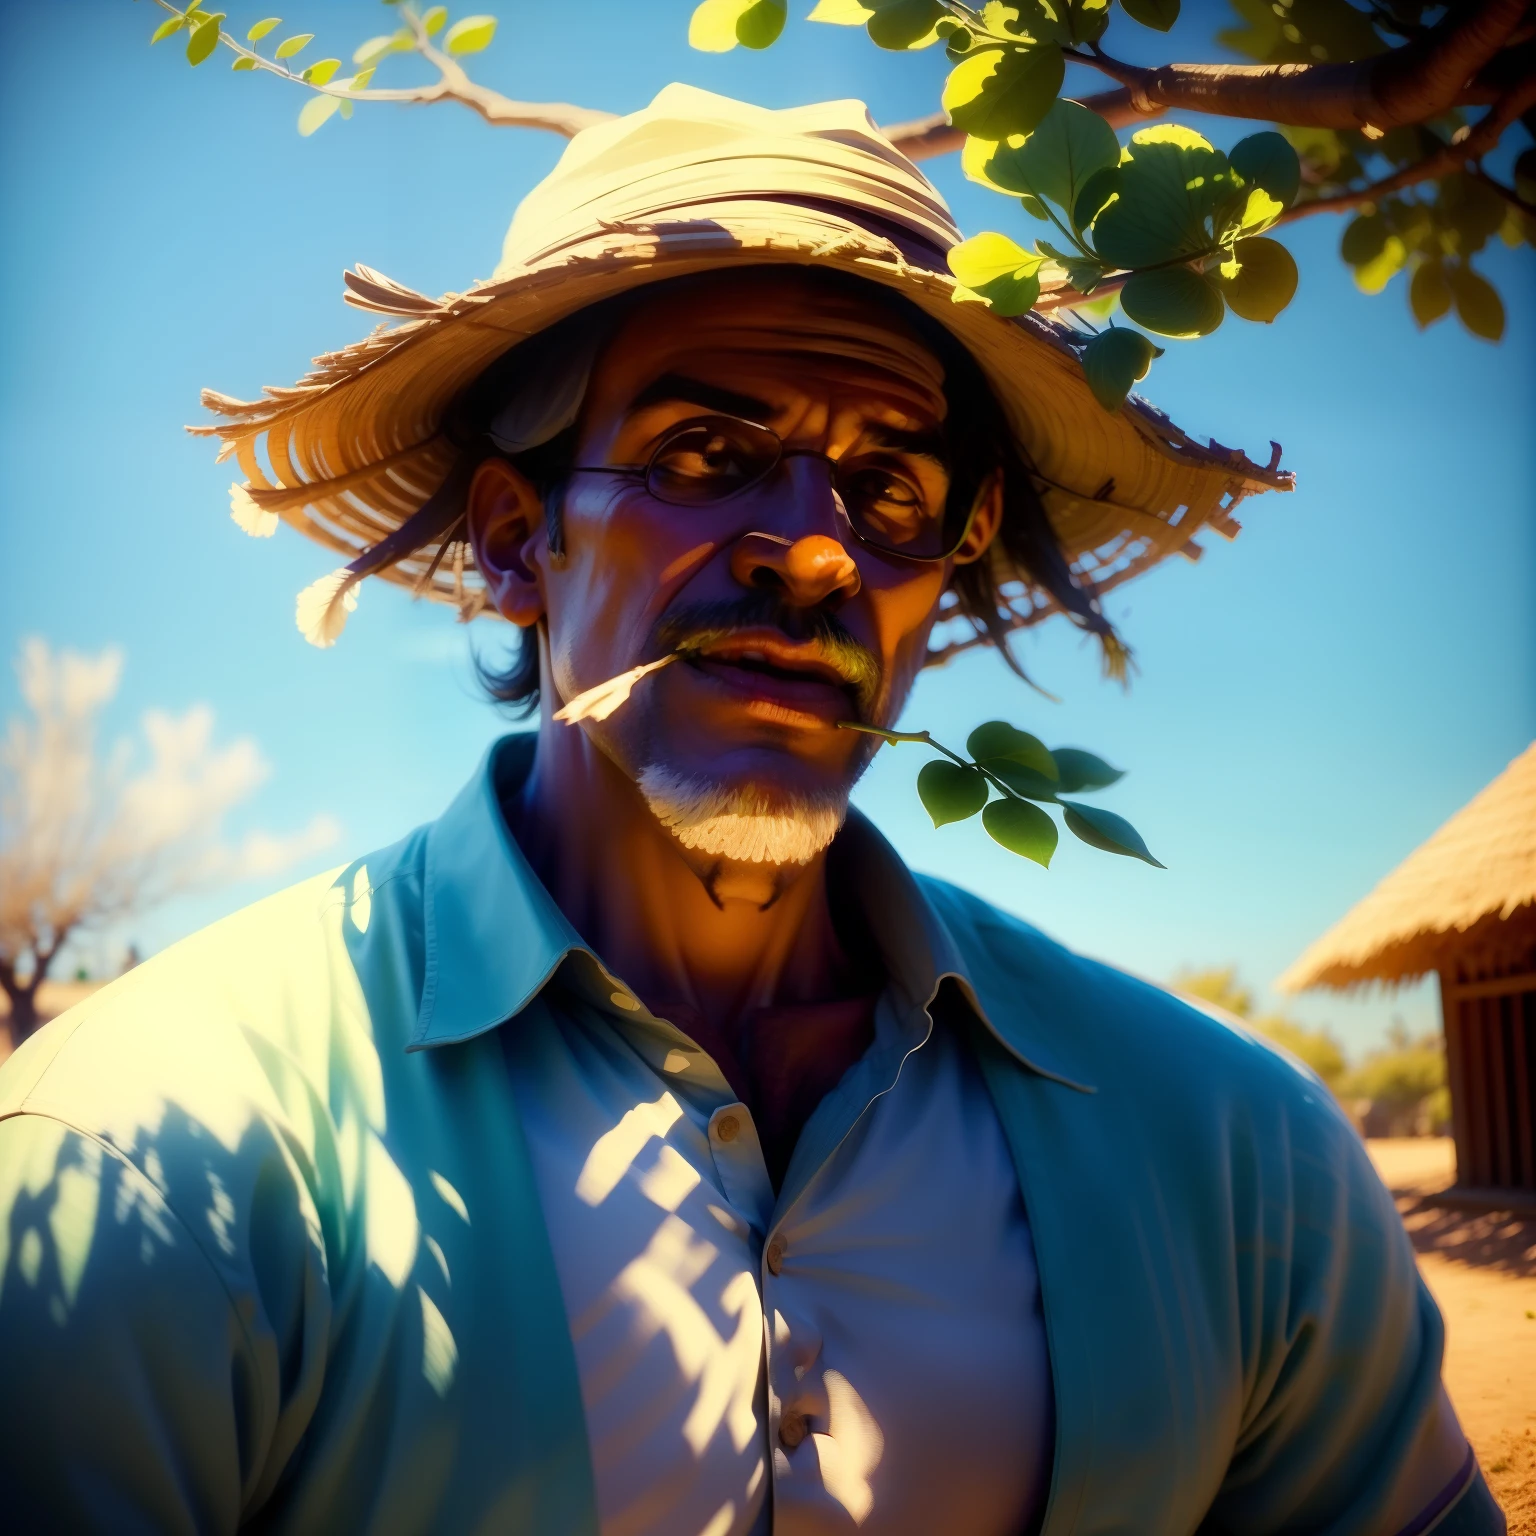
[0, 639, 338, 1047]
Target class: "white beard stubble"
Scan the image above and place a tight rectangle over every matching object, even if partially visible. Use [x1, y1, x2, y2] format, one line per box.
[637, 764, 846, 866]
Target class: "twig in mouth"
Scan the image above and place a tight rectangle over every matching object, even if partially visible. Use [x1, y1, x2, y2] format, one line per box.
[553, 654, 680, 723]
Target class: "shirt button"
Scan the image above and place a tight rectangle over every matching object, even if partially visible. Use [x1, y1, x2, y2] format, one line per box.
[715, 1113, 740, 1144]
[765, 1235, 785, 1275]
[779, 1410, 808, 1450]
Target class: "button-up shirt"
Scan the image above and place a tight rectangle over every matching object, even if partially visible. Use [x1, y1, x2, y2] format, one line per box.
[0, 737, 1493, 1534]
[507, 966, 1052, 1535]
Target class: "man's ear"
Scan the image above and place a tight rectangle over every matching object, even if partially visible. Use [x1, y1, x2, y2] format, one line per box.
[466, 457, 548, 628]
[950, 471, 1003, 567]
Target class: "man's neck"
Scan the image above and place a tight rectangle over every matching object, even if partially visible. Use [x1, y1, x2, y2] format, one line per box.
[503, 718, 873, 1039]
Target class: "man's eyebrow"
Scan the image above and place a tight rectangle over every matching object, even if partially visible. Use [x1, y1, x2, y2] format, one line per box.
[865, 422, 949, 462]
[625, 373, 775, 422]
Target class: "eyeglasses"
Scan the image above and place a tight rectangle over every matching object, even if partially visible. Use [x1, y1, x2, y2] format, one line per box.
[568, 414, 974, 563]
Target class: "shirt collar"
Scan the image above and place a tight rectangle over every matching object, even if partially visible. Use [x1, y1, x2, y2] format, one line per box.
[410, 733, 1094, 1092]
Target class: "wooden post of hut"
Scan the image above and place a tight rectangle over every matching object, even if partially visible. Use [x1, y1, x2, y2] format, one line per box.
[1278, 742, 1536, 1197]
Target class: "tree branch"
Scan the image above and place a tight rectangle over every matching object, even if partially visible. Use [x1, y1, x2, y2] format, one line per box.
[1078, 0, 1525, 130]
[1277, 73, 1536, 221]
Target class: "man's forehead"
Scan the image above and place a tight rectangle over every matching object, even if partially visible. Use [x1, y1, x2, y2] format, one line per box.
[599, 272, 949, 413]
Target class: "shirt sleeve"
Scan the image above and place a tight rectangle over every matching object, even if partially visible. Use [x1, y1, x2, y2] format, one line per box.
[0, 1111, 328, 1533]
[1202, 1111, 1503, 1535]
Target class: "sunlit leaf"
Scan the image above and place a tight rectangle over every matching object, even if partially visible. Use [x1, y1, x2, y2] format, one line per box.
[918, 761, 990, 827]
[1080, 326, 1161, 411]
[807, 0, 875, 20]
[1091, 126, 1237, 270]
[1120, 267, 1225, 337]
[232, 54, 257, 69]
[1052, 747, 1125, 792]
[150, 16, 186, 43]
[247, 17, 281, 42]
[967, 721, 1058, 780]
[982, 797, 1058, 866]
[966, 99, 1119, 228]
[1340, 210, 1388, 266]
[737, 0, 789, 46]
[275, 33, 313, 59]
[339, 97, 354, 118]
[1409, 259, 1451, 328]
[351, 65, 376, 88]
[298, 92, 341, 135]
[421, 5, 448, 35]
[186, 16, 223, 65]
[444, 14, 498, 53]
[1228, 131, 1301, 209]
[1217, 235, 1298, 322]
[1447, 264, 1504, 341]
[353, 33, 396, 64]
[948, 231, 1045, 315]
[1235, 186, 1284, 235]
[1065, 0, 1111, 46]
[1352, 234, 1405, 293]
[304, 58, 342, 85]
[943, 43, 1064, 141]
[867, 0, 945, 48]
[1061, 800, 1163, 865]
[1119, 0, 1179, 29]
[690, 0, 753, 50]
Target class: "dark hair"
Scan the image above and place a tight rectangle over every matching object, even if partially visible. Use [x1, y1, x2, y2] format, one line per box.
[462, 268, 1122, 714]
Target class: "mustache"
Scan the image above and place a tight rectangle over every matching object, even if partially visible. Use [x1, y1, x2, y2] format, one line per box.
[651, 594, 884, 720]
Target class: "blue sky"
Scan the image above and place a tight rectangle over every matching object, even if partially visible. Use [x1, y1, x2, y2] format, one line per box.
[1, 0, 1531, 1054]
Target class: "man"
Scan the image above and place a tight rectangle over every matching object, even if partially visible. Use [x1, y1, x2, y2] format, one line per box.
[0, 88, 1503, 1534]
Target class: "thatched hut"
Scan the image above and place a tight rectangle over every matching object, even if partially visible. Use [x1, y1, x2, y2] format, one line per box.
[1278, 741, 1536, 1195]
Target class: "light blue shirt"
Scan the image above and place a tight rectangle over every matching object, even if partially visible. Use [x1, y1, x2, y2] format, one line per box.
[0, 736, 1498, 1533]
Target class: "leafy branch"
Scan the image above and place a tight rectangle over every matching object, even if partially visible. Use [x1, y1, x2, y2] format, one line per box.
[839, 717, 1162, 868]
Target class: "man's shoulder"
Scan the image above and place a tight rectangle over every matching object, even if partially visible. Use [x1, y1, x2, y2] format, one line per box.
[917, 873, 1337, 1119]
[0, 823, 433, 1122]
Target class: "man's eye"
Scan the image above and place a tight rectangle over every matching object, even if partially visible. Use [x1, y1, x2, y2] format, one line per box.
[652, 429, 757, 488]
[843, 467, 926, 516]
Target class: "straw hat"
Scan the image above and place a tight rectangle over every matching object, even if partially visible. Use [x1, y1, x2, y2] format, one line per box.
[194, 84, 1292, 650]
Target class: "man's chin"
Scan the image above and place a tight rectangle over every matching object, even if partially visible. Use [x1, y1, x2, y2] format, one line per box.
[636, 764, 848, 866]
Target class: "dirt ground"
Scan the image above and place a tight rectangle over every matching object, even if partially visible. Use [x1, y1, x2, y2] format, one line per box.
[1366, 1139, 1536, 1530]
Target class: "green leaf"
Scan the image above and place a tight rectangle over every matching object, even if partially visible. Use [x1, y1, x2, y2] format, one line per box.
[1447, 264, 1504, 341]
[1090, 126, 1238, 270]
[967, 721, 1058, 781]
[247, 17, 281, 42]
[947, 231, 1045, 316]
[982, 798, 1058, 866]
[1340, 210, 1388, 267]
[807, 0, 874, 20]
[1064, 0, 1111, 46]
[339, 97, 354, 119]
[689, 0, 750, 50]
[150, 16, 187, 43]
[351, 64, 376, 87]
[298, 92, 341, 135]
[968, 99, 1120, 224]
[232, 54, 257, 69]
[1409, 259, 1451, 329]
[421, 5, 448, 35]
[736, 0, 788, 47]
[444, 13, 498, 53]
[1227, 131, 1301, 209]
[1060, 800, 1163, 865]
[274, 32, 313, 59]
[1118, 0, 1178, 30]
[989, 763, 1059, 801]
[1020, 193, 1049, 220]
[1052, 748, 1124, 792]
[304, 57, 342, 85]
[1119, 267, 1224, 338]
[1080, 326, 1160, 411]
[1072, 163, 1118, 231]
[943, 43, 1065, 142]
[918, 761, 990, 827]
[867, 0, 944, 48]
[1216, 235, 1298, 323]
[186, 16, 223, 65]
[1353, 234, 1405, 294]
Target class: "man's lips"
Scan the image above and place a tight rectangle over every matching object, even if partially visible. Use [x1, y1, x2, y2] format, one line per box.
[681, 632, 859, 718]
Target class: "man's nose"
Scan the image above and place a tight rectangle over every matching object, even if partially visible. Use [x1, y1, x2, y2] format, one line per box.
[726, 457, 862, 607]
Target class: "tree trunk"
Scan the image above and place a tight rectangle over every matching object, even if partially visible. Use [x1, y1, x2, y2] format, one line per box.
[0, 960, 43, 1053]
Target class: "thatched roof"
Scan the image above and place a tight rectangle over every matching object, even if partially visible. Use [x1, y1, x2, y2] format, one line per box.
[1278, 741, 1536, 993]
